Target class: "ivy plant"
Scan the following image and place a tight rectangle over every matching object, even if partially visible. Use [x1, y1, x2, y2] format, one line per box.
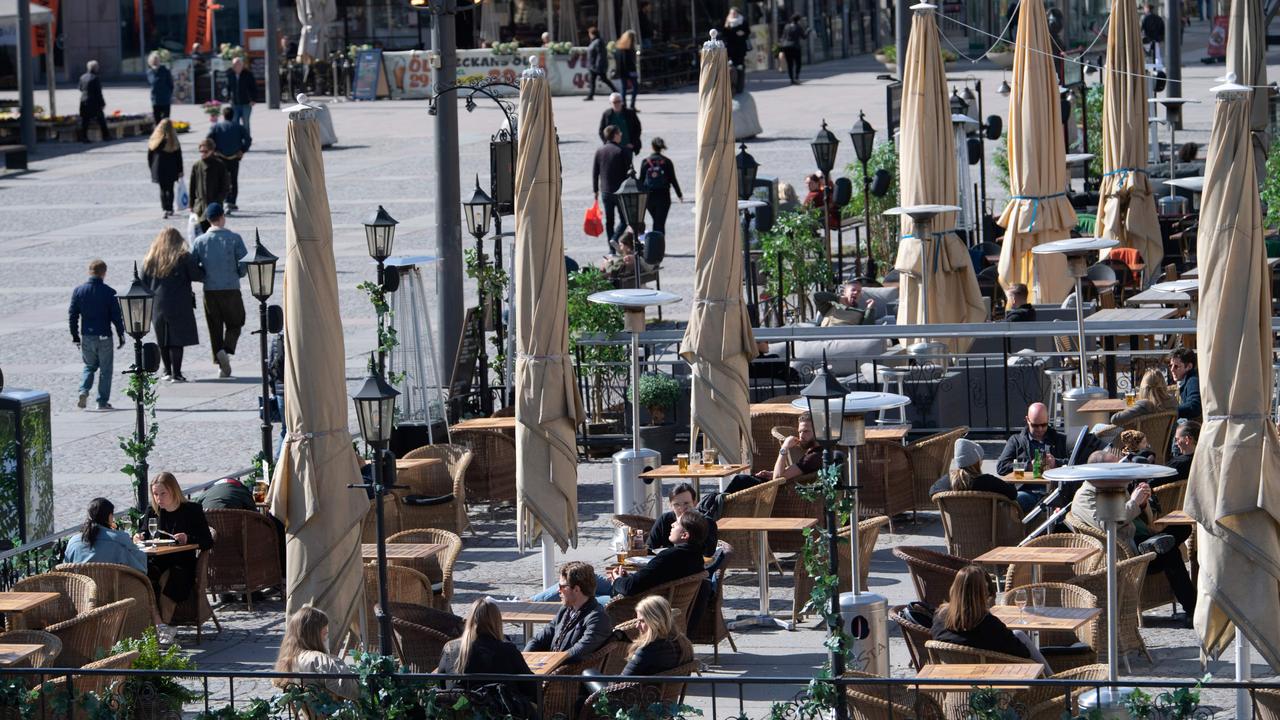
[1263, 138, 1280, 231]
[118, 365, 158, 523]
[464, 247, 512, 390]
[757, 207, 828, 323]
[566, 267, 626, 422]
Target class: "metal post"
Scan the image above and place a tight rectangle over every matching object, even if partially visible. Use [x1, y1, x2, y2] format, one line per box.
[474, 235, 492, 415]
[976, 81, 989, 242]
[434, 0, 464, 383]
[372, 447, 393, 657]
[822, 174, 834, 281]
[741, 209, 757, 323]
[894, 0, 910, 75]
[139, 3, 148, 73]
[44, 26, 56, 118]
[822, 444, 849, 720]
[211, 13, 219, 102]
[258, 299, 273, 464]
[1164, 0, 1182, 127]
[860, 158, 872, 277]
[630, 330, 641, 453]
[1105, 519, 1119, 680]
[264, 0, 281, 109]
[376, 260, 388, 377]
[913, 218, 933, 325]
[133, 339, 149, 512]
[16, 0, 35, 150]
[848, 444, 860, 591]
[1074, 274, 1089, 390]
[491, 214, 505, 407]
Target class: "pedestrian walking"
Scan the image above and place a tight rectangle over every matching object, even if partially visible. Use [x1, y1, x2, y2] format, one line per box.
[1142, 4, 1166, 67]
[191, 203, 248, 378]
[189, 139, 229, 234]
[68, 259, 125, 410]
[614, 30, 639, 110]
[584, 26, 617, 101]
[141, 228, 204, 383]
[208, 105, 251, 213]
[639, 137, 682, 234]
[593, 125, 634, 247]
[598, 92, 642, 154]
[147, 119, 184, 219]
[780, 15, 806, 84]
[77, 60, 109, 143]
[147, 52, 174, 122]
[722, 7, 750, 93]
[225, 57, 256, 135]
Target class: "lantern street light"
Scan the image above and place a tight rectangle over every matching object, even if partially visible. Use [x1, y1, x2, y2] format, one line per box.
[736, 142, 759, 202]
[363, 206, 398, 378]
[735, 143, 762, 323]
[245, 231, 279, 470]
[118, 263, 155, 512]
[616, 167, 649, 237]
[950, 86, 969, 116]
[461, 177, 496, 415]
[811, 120, 840, 283]
[349, 360, 401, 657]
[848, 112, 876, 277]
[800, 351, 851, 720]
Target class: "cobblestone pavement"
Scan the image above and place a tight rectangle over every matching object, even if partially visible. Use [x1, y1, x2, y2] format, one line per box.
[0, 18, 1270, 715]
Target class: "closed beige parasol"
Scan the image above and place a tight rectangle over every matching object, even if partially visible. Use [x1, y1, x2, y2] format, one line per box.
[268, 108, 368, 644]
[1184, 80, 1280, 670]
[893, 3, 986, 352]
[996, 0, 1075, 304]
[1095, 0, 1161, 281]
[514, 65, 585, 551]
[1227, 0, 1270, 182]
[680, 35, 757, 465]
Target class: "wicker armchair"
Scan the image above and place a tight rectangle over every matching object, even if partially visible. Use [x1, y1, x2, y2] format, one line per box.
[442, 429, 514, 511]
[601, 619, 642, 675]
[399, 444, 473, 534]
[857, 441, 916, 530]
[843, 671, 945, 720]
[1115, 410, 1176, 465]
[364, 564, 435, 649]
[0, 629, 61, 669]
[719, 478, 783, 572]
[934, 490, 1026, 560]
[1000, 582, 1100, 673]
[51, 564, 154, 640]
[904, 427, 968, 511]
[793, 516, 890, 623]
[10, 572, 98, 630]
[688, 541, 735, 662]
[1151, 480, 1187, 520]
[768, 470, 821, 555]
[203, 508, 284, 611]
[169, 529, 221, 642]
[1066, 512, 1178, 617]
[577, 660, 698, 720]
[891, 547, 973, 608]
[749, 414, 797, 473]
[1002, 533, 1104, 589]
[1024, 664, 1109, 720]
[362, 490, 404, 543]
[888, 606, 932, 671]
[921, 641, 1040, 720]
[386, 528, 463, 612]
[45, 598, 135, 667]
[1254, 687, 1280, 720]
[542, 639, 620, 720]
[1068, 552, 1157, 672]
[611, 514, 655, 538]
[604, 573, 705, 631]
[30, 649, 139, 720]
[389, 608, 462, 673]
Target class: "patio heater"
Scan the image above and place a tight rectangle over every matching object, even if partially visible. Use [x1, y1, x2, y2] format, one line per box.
[736, 144, 764, 322]
[384, 255, 450, 456]
[1148, 97, 1200, 216]
[589, 288, 680, 528]
[1048, 463, 1175, 716]
[1032, 237, 1116, 438]
[883, 204, 961, 365]
[951, 114, 979, 240]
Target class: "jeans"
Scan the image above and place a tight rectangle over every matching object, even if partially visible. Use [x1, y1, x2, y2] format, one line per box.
[1016, 490, 1042, 514]
[232, 104, 252, 136]
[78, 336, 114, 406]
[203, 289, 246, 360]
[621, 73, 639, 108]
[782, 47, 802, 82]
[586, 70, 616, 99]
[601, 192, 624, 247]
[530, 575, 613, 602]
[159, 182, 175, 213]
[222, 157, 241, 205]
[152, 105, 171, 123]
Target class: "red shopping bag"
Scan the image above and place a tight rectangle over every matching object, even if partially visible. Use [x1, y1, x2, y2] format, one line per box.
[583, 200, 604, 237]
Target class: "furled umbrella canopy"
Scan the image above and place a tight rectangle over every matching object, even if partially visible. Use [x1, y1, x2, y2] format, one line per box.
[597, 0, 617, 42]
[621, 0, 642, 44]
[893, 3, 986, 352]
[514, 65, 585, 551]
[679, 34, 757, 464]
[296, 0, 337, 64]
[267, 106, 368, 643]
[1095, 0, 1161, 282]
[1184, 79, 1280, 670]
[1226, 0, 1270, 182]
[996, 0, 1075, 303]
[558, 0, 580, 44]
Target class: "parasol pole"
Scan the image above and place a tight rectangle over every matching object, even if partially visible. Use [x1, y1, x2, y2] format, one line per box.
[1237, 636, 1254, 720]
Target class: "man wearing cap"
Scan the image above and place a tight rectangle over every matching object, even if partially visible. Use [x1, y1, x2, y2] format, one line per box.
[192, 203, 248, 379]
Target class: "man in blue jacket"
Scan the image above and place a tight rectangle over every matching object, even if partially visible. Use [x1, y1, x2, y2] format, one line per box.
[192, 203, 248, 378]
[225, 57, 256, 135]
[208, 105, 252, 213]
[1168, 348, 1201, 421]
[147, 53, 174, 122]
[68, 259, 125, 410]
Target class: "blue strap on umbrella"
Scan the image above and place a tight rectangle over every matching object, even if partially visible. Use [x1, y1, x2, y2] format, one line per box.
[1012, 192, 1068, 230]
[1102, 167, 1149, 184]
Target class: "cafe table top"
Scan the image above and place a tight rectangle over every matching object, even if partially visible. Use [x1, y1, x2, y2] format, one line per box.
[915, 663, 1043, 689]
[362, 543, 447, 560]
[998, 474, 1056, 486]
[1078, 398, 1128, 414]
[0, 644, 42, 667]
[1159, 510, 1194, 525]
[989, 605, 1101, 632]
[716, 517, 818, 533]
[638, 463, 750, 480]
[522, 651, 570, 675]
[973, 546, 1100, 566]
[140, 542, 199, 556]
[451, 417, 517, 432]
[495, 601, 561, 624]
[0, 592, 60, 613]
[1126, 288, 1194, 307]
[1084, 307, 1178, 324]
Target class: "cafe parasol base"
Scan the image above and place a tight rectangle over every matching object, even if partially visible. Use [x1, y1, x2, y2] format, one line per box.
[1078, 687, 1140, 718]
[728, 526, 795, 632]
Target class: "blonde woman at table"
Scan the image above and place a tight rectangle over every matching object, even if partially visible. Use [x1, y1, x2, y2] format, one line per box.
[930, 566, 1048, 669]
[438, 598, 536, 702]
[135, 472, 214, 623]
[621, 596, 693, 676]
[63, 497, 147, 574]
[272, 605, 359, 702]
[1111, 369, 1177, 425]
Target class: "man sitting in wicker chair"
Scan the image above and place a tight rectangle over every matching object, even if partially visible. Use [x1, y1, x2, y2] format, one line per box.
[524, 561, 616, 664]
[646, 483, 718, 557]
[724, 412, 832, 494]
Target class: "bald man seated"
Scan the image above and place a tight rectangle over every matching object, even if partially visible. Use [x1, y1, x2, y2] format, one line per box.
[995, 402, 1069, 512]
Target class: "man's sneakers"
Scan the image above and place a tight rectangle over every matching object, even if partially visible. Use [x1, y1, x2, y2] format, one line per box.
[96, 403, 114, 411]
[77, 392, 88, 409]
[216, 350, 232, 378]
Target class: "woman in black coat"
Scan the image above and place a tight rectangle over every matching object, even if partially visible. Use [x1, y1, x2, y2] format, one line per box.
[141, 228, 204, 382]
[136, 472, 214, 624]
[147, 119, 184, 219]
[621, 596, 692, 676]
[615, 30, 640, 109]
[438, 598, 536, 709]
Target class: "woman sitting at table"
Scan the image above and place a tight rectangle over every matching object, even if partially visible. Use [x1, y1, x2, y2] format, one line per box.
[621, 596, 693, 676]
[135, 472, 214, 623]
[1116, 429, 1156, 465]
[63, 497, 147, 574]
[437, 598, 536, 704]
[1111, 369, 1177, 425]
[929, 438, 1019, 504]
[931, 566, 1047, 668]
[272, 605, 359, 702]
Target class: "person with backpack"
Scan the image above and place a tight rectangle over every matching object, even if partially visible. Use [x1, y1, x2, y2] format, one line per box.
[779, 15, 807, 84]
[640, 137, 682, 234]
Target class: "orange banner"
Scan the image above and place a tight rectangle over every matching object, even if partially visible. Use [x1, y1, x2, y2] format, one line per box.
[186, 0, 211, 54]
[31, 0, 56, 55]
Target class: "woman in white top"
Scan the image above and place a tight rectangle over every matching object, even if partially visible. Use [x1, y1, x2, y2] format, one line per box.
[272, 606, 359, 703]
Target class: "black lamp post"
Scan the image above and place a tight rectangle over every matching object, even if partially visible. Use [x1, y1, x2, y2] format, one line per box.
[616, 167, 649, 237]
[462, 178, 495, 415]
[350, 362, 400, 657]
[950, 86, 969, 116]
[363, 205, 398, 377]
[800, 351, 850, 718]
[735, 143, 760, 323]
[118, 263, 155, 512]
[848, 111, 876, 278]
[811, 120, 840, 282]
[245, 231, 278, 469]
[488, 129, 515, 403]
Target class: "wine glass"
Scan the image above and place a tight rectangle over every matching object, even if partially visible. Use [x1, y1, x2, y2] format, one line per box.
[1031, 587, 1046, 613]
[1013, 589, 1028, 624]
[147, 517, 159, 542]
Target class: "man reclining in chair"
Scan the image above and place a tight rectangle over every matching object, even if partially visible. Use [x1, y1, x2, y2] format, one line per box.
[723, 412, 834, 494]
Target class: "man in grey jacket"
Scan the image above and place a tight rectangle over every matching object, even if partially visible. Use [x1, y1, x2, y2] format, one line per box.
[192, 203, 248, 378]
[584, 26, 617, 101]
[525, 561, 614, 664]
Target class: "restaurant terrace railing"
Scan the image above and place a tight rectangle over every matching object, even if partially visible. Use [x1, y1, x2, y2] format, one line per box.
[0, 667, 1254, 720]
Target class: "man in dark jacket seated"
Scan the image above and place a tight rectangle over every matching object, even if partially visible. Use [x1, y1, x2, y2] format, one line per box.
[647, 483, 718, 556]
[608, 512, 709, 598]
[524, 561, 615, 665]
[1167, 420, 1198, 480]
[1003, 283, 1036, 322]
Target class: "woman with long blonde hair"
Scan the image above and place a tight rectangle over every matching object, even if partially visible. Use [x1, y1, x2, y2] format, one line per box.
[147, 119, 183, 218]
[141, 228, 204, 381]
[614, 30, 639, 109]
[1112, 369, 1176, 424]
[621, 596, 692, 676]
[437, 598, 535, 698]
[272, 606, 359, 700]
[133, 472, 212, 628]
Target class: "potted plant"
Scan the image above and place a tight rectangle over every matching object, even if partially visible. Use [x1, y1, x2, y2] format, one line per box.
[111, 628, 198, 719]
[630, 372, 682, 460]
[988, 42, 1014, 68]
[567, 267, 627, 444]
